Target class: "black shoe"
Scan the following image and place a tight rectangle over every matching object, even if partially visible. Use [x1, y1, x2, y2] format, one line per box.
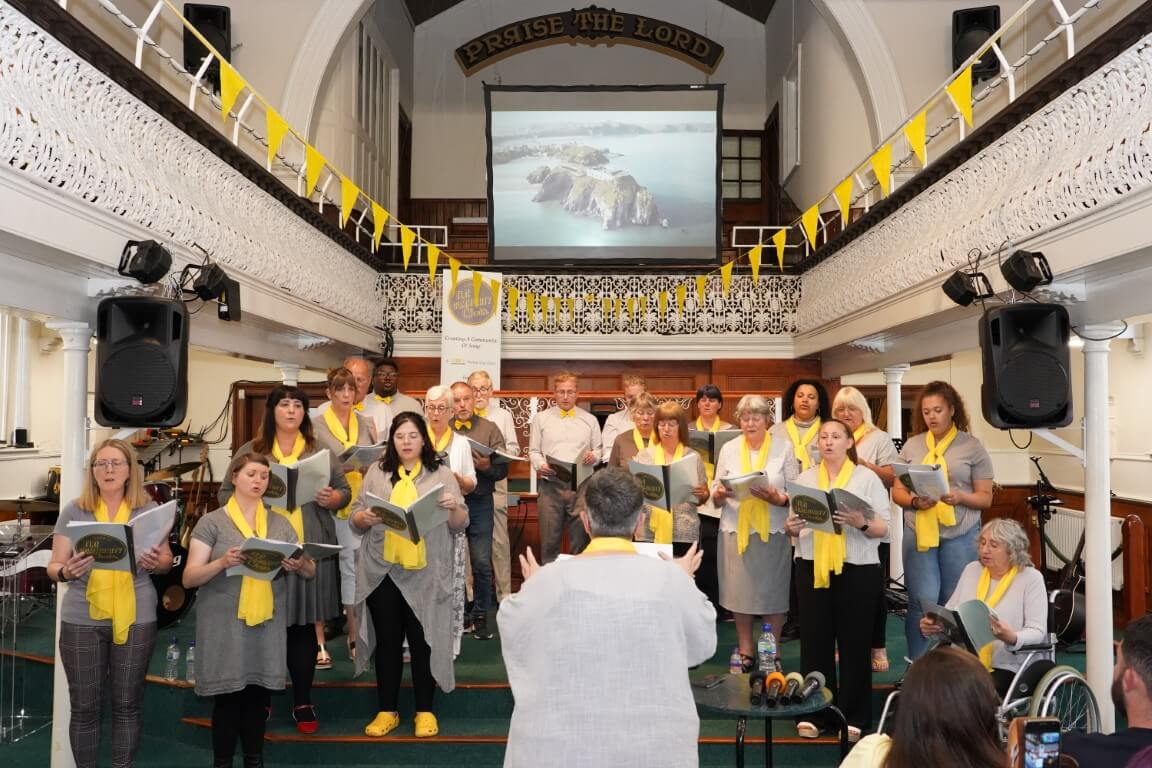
[472, 614, 494, 640]
[780, 621, 801, 642]
[242, 755, 263, 768]
[213, 758, 234, 768]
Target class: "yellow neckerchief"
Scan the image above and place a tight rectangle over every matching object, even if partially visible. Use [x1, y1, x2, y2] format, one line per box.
[696, 416, 722, 481]
[736, 435, 772, 555]
[86, 498, 136, 645]
[813, 459, 855, 589]
[914, 424, 959, 552]
[853, 424, 873, 446]
[428, 426, 452, 454]
[382, 463, 426, 569]
[580, 537, 638, 556]
[632, 428, 656, 454]
[647, 442, 685, 544]
[785, 417, 821, 472]
[324, 408, 361, 522]
[474, 407, 488, 418]
[975, 565, 1019, 670]
[558, 408, 575, 418]
[454, 418, 473, 431]
[225, 496, 275, 626]
[375, 393, 393, 405]
[270, 432, 306, 540]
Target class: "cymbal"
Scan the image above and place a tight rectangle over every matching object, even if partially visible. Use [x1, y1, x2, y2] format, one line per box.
[145, 462, 203, 481]
[0, 498, 58, 515]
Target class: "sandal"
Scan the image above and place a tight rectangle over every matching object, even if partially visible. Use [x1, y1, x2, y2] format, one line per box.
[797, 721, 820, 739]
[315, 645, 333, 670]
[740, 654, 757, 674]
[871, 648, 890, 673]
[846, 725, 862, 743]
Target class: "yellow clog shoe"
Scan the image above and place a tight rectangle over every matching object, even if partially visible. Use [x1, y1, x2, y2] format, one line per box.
[364, 711, 400, 737]
[413, 711, 439, 738]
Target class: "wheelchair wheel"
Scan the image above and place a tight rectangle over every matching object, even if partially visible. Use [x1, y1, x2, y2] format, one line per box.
[1028, 665, 1101, 733]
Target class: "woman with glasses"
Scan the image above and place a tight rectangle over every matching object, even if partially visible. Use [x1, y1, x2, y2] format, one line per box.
[606, 392, 659, 469]
[632, 401, 709, 555]
[692, 384, 734, 612]
[50, 439, 173, 768]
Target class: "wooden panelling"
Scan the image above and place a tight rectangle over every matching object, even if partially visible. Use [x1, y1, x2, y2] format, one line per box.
[230, 381, 329, 452]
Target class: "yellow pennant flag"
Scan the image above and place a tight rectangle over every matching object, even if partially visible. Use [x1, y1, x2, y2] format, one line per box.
[304, 145, 325, 197]
[695, 275, 707, 306]
[772, 229, 788, 270]
[490, 279, 500, 307]
[371, 202, 389, 250]
[219, 61, 245, 120]
[614, 298, 623, 322]
[833, 178, 853, 227]
[507, 285, 519, 314]
[801, 205, 821, 248]
[525, 292, 537, 319]
[903, 110, 928, 165]
[449, 257, 461, 292]
[602, 297, 612, 318]
[626, 297, 636, 322]
[426, 244, 440, 285]
[675, 284, 687, 316]
[339, 176, 359, 227]
[639, 295, 648, 316]
[869, 144, 893, 197]
[471, 270, 483, 305]
[400, 226, 415, 270]
[265, 109, 290, 170]
[564, 297, 574, 318]
[720, 261, 734, 297]
[946, 66, 974, 127]
[749, 244, 762, 282]
[658, 290, 669, 316]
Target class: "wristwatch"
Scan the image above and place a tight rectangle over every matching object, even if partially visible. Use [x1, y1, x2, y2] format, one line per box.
[57, 565, 71, 583]
[858, 523, 870, 533]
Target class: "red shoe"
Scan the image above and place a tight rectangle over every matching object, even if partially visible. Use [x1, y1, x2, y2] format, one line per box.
[293, 704, 318, 734]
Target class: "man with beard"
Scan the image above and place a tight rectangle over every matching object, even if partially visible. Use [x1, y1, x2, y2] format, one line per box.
[1063, 614, 1152, 767]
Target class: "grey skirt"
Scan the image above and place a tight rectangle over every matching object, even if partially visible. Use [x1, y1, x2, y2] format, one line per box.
[717, 530, 792, 615]
[283, 503, 341, 625]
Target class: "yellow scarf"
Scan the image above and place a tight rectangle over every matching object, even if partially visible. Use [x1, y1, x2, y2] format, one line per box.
[428, 426, 452, 454]
[914, 425, 959, 552]
[632, 428, 656, 454]
[695, 416, 722, 481]
[581, 537, 637, 555]
[382, 463, 426, 569]
[271, 433, 306, 540]
[647, 442, 684, 544]
[785, 417, 820, 472]
[853, 424, 873, 446]
[86, 499, 136, 645]
[736, 436, 772, 555]
[813, 460, 854, 588]
[324, 408, 361, 521]
[976, 566, 1018, 670]
[225, 496, 275, 626]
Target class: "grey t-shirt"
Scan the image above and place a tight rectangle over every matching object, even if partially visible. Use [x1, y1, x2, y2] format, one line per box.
[54, 499, 160, 626]
[899, 430, 995, 538]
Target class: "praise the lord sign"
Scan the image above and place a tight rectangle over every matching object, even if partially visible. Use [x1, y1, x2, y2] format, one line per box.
[454, 6, 725, 75]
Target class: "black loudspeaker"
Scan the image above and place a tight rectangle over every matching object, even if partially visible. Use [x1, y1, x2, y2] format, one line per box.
[979, 304, 1072, 429]
[183, 4, 231, 92]
[953, 6, 1001, 82]
[95, 297, 189, 428]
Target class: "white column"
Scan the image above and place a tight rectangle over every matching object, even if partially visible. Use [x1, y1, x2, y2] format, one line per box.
[883, 364, 910, 581]
[1081, 323, 1122, 733]
[274, 360, 302, 386]
[11, 316, 32, 444]
[0, 310, 9, 442]
[46, 321, 91, 768]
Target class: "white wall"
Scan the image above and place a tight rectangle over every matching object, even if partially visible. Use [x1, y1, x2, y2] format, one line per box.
[410, 0, 768, 198]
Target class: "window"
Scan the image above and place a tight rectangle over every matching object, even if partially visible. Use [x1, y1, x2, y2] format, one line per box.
[353, 20, 394, 205]
[722, 133, 762, 200]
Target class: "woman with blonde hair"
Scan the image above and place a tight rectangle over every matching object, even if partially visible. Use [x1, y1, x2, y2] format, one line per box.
[632, 401, 709, 555]
[50, 439, 173, 768]
[606, 392, 660, 469]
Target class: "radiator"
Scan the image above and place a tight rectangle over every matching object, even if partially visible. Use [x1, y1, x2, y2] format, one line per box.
[1042, 508, 1124, 590]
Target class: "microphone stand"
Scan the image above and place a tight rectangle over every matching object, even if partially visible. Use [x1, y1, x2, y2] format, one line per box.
[1027, 456, 1061, 585]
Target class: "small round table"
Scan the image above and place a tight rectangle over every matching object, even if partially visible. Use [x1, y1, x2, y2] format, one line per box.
[693, 673, 850, 768]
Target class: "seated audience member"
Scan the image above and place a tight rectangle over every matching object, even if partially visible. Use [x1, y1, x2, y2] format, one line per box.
[1063, 614, 1152, 768]
[840, 647, 1003, 768]
[498, 469, 717, 768]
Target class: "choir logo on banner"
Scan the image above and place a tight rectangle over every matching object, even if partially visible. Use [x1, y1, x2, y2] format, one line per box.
[440, 269, 503, 387]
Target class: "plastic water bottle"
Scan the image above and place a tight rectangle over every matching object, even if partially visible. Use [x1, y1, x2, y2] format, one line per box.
[163, 636, 181, 681]
[185, 641, 196, 684]
[756, 624, 777, 673]
[728, 646, 743, 675]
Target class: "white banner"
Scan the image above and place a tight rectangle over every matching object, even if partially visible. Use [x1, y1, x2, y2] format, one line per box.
[440, 270, 502, 387]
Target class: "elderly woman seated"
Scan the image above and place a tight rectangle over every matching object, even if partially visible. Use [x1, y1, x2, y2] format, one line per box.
[920, 517, 1050, 695]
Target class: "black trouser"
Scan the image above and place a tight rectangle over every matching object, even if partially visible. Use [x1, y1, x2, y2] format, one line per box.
[872, 543, 890, 649]
[366, 575, 435, 712]
[795, 559, 882, 732]
[212, 685, 271, 765]
[696, 516, 721, 609]
[286, 624, 317, 708]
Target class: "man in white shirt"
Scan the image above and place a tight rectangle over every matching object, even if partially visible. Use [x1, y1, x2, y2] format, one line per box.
[467, 370, 521, 603]
[368, 358, 422, 418]
[528, 371, 600, 563]
[600, 374, 647, 462]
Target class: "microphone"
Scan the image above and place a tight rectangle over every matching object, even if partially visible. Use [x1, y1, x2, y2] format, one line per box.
[748, 671, 767, 706]
[782, 672, 804, 704]
[764, 672, 787, 707]
[798, 670, 827, 702]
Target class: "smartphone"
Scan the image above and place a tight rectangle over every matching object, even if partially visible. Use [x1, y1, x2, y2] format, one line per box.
[1022, 718, 1061, 768]
[692, 674, 725, 690]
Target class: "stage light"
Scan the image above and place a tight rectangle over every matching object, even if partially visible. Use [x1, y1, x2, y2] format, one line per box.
[193, 263, 228, 301]
[942, 269, 994, 307]
[1000, 249, 1053, 292]
[118, 240, 172, 284]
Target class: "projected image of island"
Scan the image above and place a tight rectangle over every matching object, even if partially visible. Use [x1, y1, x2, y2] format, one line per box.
[486, 86, 721, 264]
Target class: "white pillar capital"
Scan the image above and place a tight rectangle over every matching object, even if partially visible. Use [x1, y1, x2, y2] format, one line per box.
[45, 321, 92, 351]
[882, 364, 910, 385]
[1078, 323, 1126, 353]
[273, 361, 303, 386]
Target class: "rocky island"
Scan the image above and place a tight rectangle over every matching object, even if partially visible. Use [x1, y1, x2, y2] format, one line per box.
[528, 165, 659, 231]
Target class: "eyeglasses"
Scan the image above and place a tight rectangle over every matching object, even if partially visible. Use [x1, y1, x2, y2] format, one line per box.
[425, 404, 450, 413]
[472, 385, 493, 394]
[92, 459, 128, 469]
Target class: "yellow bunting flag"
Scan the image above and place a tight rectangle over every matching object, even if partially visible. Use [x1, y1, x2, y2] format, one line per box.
[339, 177, 359, 227]
[904, 110, 928, 165]
[371, 202, 389, 250]
[720, 261, 734, 297]
[801, 205, 820, 248]
[658, 290, 669, 316]
[833, 178, 853, 227]
[610, 297, 619, 322]
[490, 279, 500, 307]
[565, 297, 574, 318]
[400, 226, 415, 270]
[675, 284, 687, 315]
[525, 292, 536, 319]
[507, 285, 519, 314]
[426, 244, 440, 284]
[449, 257, 461, 292]
[869, 144, 893, 197]
[265, 109, 290, 170]
[946, 66, 974, 127]
[639, 295, 648, 316]
[470, 270, 483, 305]
[695, 275, 707, 306]
[749, 244, 762, 282]
[626, 297, 636, 322]
[219, 61, 245, 120]
[772, 229, 787, 270]
[602, 297, 612, 318]
[304, 145, 325, 197]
